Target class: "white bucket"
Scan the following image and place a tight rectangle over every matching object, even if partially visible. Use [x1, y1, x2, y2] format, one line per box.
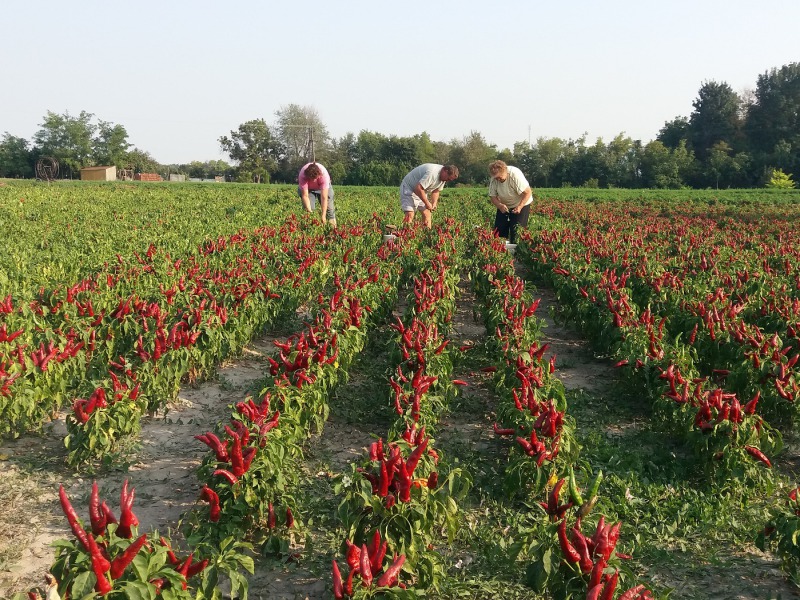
[383, 234, 397, 243]
[505, 243, 517, 255]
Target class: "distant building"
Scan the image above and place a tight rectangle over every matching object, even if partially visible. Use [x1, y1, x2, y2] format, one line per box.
[134, 173, 164, 182]
[80, 166, 117, 181]
[169, 174, 186, 182]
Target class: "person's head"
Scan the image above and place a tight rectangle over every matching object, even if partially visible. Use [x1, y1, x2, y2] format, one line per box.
[440, 165, 459, 182]
[489, 160, 508, 182]
[304, 163, 322, 179]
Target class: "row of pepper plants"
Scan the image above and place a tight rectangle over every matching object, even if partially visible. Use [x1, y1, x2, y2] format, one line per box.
[514, 199, 800, 579]
[468, 228, 655, 599]
[333, 219, 475, 596]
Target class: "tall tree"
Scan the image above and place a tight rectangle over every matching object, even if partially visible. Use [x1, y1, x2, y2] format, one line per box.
[688, 81, 742, 160]
[657, 116, 690, 150]
[219, 119, 282, 183]
[124, 148, 162, 175]
[448, 131, 497, 184]
[640, 140, 695, 188]
[0, 133, 35, 178]
[93, 121, 131, 167]
[33, 110, 96, 176]
[275, 104, 329, 166]
[745, 63, 800, 172]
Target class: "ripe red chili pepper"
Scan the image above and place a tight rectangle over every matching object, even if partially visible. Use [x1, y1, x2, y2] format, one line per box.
[600, 569, 620, 600]
[345, 566, 356, 596]
[745, 445, 772, 468]
[332, 559, 344, 599]
[268, 502, 276, 529]
[214, 468, 239, 485]
[376, 553, 406, 587]
[200, 485, 221, 522]
[345, 540, 360, 571]
[58, 485, 110, 571]
[570, 526, 593, 573]
[618, 585, 649, 600]
[110, 533, 148, 579]
[360, 543, 373, 587]
[557, 519, 580, 563]
[286, 507, 295, 528]
[89, 481, 107, 536]
[117, 480, 139, 539]
[452, 379, 468, 386]
[186, 558, 209, 577]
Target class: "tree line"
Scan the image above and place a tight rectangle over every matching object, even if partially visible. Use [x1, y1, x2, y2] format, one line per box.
[2, 62, 797, 188]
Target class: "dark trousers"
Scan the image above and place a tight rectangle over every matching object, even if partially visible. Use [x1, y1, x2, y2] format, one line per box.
[493, 203, 531, 244]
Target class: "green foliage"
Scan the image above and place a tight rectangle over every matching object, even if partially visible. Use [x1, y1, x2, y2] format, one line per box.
[766, 168, 796, 189]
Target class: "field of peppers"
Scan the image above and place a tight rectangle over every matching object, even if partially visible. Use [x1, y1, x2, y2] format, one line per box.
[2, 180, 800, 599]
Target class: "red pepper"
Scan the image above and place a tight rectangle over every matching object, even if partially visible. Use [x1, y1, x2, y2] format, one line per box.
[58, 485, 110, 571]
[101, 502, 117, 526]
[345, 540, 360, 571]
[332, 560, 344, 599]
[452, 379, 468, 386]
[117, 480, 139, 538]
[89, 481, 107, 536]
[110, 534, 147, 579]
[160, 537, 180, 565]
[214, 469, 239, 485]
[286, 507, 295, 528]
[599, 570, 619, 600]
[558, 519, 580, 563]
[186, 558, 209, 577]
[743, 391, 760, 415]
[176, 553, 192, 590]
[745, 445, 772, 468]
[200, 485, 221, 522]
[345, 566, 356, 596]
[376, 553, 406, 587]
[268, 502, 276, 529]
[570, 526, 593, 573]
[618, 585, 649, 600]
[359, 543, 373, 586]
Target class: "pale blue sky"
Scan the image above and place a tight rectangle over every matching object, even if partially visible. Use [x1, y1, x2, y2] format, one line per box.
[2, 0, 798, 164]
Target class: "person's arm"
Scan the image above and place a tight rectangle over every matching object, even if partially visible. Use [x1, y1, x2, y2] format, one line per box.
[300, 188, 312, 212]
[413, 182, 434, 211]
[320, 187, 329, 221]
[429, 189, 440, 210]
[510, 187, 532, 214]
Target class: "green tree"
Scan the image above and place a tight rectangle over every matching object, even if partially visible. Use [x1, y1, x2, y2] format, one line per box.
[746, 64, 800, 153]
[707, 141, 749, 189]
[766, 168, 796, 189]
[33, 110, 97, 176]
[219, 119, 282, 184]
[124, 148, 161, 174]
[0, 133, 35, 178]
[640, 140, 694, 188]
[448, 131, 497, 184]
[93, 121, 131, 167]
[745, 63, 800, 175]
[688, 81, 742, 160]
[657, 116, 690, 150]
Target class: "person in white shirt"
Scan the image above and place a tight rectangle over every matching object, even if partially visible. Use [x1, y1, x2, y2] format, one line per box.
[399, 163, 459, 228]
[487, 160, 533, 244]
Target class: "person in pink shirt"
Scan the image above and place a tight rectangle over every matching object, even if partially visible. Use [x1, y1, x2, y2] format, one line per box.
[297, 162, 336, 227]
